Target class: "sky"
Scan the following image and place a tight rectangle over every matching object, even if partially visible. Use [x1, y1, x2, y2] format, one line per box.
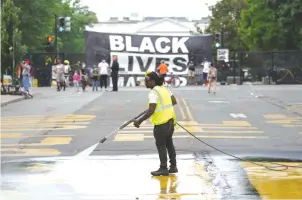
[80, 0, 220, 21]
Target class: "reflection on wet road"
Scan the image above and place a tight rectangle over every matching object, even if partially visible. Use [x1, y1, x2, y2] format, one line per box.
[1, 85, 302, 199]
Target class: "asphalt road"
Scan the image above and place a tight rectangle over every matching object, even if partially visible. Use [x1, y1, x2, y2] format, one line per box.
[1, 85, 302, 200]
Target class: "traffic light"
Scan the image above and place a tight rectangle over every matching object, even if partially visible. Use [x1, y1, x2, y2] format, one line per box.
[47, 36, 53, 46]
[58, 17, 71, 32]
[46, 36, 54, 52]
[215, 33, 221, 48]
[59, 17, 65, 32]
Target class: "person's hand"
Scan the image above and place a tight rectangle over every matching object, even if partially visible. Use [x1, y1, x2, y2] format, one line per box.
[133, 119, 141, 128]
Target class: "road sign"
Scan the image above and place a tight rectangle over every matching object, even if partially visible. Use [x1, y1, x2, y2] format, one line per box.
[217, 49, 229, 62]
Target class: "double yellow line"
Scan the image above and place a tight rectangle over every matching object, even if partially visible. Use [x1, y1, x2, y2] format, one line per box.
[176, 97, 195, 121]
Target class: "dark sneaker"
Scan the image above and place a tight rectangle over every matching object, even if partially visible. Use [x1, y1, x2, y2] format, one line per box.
[151, 168, 169, 176]
[169, 166, 178, 173]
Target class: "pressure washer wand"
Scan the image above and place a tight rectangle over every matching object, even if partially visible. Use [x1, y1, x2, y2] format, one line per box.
[99, 110, 148, 143]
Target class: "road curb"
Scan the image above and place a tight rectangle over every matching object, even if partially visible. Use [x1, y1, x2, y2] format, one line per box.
[1, 96, 24, 107]
[0, 92, 44, 107]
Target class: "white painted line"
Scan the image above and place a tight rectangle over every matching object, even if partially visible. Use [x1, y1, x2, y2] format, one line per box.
[209, 101, 230, 104]
[230, 113, 247, 119]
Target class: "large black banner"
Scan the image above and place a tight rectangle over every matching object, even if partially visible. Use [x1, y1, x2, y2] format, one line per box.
[85, 31, 212, 75]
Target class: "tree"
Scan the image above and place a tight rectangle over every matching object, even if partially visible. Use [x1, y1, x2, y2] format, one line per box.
[1, 0, 27, 76]
[1, 0, 98, 74]
[58, 0, 98, 53]
[13, 0, 61, 52]
[190, 22, 203, 35]
[239, 0, 302, 50]
[204, 0, 248, 51]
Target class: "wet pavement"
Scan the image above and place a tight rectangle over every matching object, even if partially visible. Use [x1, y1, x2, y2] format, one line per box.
[1, 85, 302, 200]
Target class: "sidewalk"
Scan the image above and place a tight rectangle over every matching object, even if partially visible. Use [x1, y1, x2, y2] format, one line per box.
[0, 87, 53, 107]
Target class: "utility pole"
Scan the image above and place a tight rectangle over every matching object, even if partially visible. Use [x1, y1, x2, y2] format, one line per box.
[220, 27, 224, 48]
[54, 14, 59, 58]
[12, 31, 15, 79]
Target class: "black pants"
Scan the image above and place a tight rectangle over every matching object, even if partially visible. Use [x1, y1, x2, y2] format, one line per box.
[100, 75, 108, 88]
[153, 119, 176, 169]
[111, 72, 118, 91]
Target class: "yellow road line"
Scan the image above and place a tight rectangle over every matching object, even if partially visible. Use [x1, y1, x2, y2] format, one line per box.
[1, 125, 87, 131]
[118, 130, 263, 133]
[176, 97, 187, 120]
[266, 120, 302, 124]
[1, 148, 61, 156]
[263, 114, 288, 119]
[0, 134, 74, 139]
[1, 114, 95, 118]
[1, 137, 72, 146]
[1, 121, 91, 125]
[114, 134, 145, 141]
[1, 119, 93, 123]
[0, 118, 95, 122]
[0, 133, 23, 138]
[1, 123, 90, 128]
[241, 161, 302, 199]
[282, 125, 302, 127]
[123, 126, 259, 130]
[181, 98, 195, 121]
[144, 135, 268, 139]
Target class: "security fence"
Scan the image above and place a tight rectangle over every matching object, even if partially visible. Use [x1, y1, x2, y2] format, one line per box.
[24, 50, 302, 87]
[23, 52, 85, 86]
[216, 50, 302, 84]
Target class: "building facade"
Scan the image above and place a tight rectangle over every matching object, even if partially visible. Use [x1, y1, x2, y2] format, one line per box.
[85, 15, 210, 35]
[84, 15, 211, 87]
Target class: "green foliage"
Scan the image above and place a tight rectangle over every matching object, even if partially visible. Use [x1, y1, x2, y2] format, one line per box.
[204, 0, 248, 51]
[1, 0, 27, 75]
[1, 0, 97, 74]
[198, 0, 302, 51]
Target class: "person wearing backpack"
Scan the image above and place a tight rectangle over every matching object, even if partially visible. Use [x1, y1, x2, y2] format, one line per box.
[91, 67, 99, 91]
[187, 59, 195, 85]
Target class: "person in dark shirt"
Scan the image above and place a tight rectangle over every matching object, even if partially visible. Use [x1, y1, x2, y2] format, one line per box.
[110, 55, 119, 91]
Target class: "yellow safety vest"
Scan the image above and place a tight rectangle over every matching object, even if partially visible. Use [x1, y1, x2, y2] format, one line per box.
[149, 86, 176, 126]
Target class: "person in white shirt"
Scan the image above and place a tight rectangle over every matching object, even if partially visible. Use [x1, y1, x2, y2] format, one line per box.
[53, 59, 65, 91]
[63, 60, 71, 87]
[98, 59, 109, 91]
[202, 58, 210, 86]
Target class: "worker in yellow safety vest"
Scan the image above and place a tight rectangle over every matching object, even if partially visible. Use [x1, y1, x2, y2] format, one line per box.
[133, 71, 178, 176]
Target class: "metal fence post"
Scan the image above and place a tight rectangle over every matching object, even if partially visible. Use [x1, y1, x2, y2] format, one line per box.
[233, 51, 236, 84]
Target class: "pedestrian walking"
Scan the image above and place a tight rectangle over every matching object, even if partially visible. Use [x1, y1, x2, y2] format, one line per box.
[73, 71, 81, 92]
[133, 71, 178, 176]
[55, 59, 66, 91]
[91, 67, 99, 91]
[63, 60, 71, 87]
[110, 55, 119, 92]
[208, 64, 217, 95]
[202, 58, 210, 86]
[187, 59, 196, 85]
[157, 60, 168, 84]
[98, 59, 109, 91]
[22, 60, 31, 93]
[80, 67, 88, 92]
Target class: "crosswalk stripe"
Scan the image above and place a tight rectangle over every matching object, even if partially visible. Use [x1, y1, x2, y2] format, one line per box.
[1, 148, 61, 156]
[1, 137, 72, 147]
[1, 125, 87, 131]
[283, 125, 302, 127]
[0, 133, 23, 138]
[114, 120, 264, 141]
[263, 113, 302, 129]
[118, 130, 264, 134]
[1, 114, 96, 132]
